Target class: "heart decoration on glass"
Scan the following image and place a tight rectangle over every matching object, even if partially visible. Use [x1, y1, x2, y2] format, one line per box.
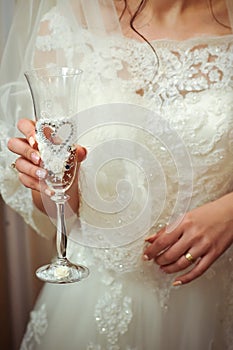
[36, 119, 77, 188]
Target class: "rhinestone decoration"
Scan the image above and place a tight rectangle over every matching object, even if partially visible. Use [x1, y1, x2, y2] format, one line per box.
[36, 118, 77, 188]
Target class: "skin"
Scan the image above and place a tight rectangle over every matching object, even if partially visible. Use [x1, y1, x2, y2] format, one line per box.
[144, 195, 233, 285]
[118, 0, 231, 40]
[7, 0, 233, 285]
[8, 119, 86, 215]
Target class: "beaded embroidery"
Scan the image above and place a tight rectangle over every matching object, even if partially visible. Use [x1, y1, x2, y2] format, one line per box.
[36, 118, 77, 184]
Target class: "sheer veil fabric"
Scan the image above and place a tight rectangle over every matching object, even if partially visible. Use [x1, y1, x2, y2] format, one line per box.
[1, 1, 233, 349]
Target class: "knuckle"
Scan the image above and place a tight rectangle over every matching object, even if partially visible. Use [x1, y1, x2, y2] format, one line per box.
[156, 237, 167, 249]
[17, 118, 35, 137]
[201, 236, 212, 251]
[176, 259, 184, 269]
[163, 251, 173, 262]
[17, 118, 28, 130]
[182, 213, 194, 229]
[7, 137, 15, 151]
[18, 173, 36, 190]
[17, 119, 25, 131]
[29, 166, 37, 179]
[23, 146, 33, 160]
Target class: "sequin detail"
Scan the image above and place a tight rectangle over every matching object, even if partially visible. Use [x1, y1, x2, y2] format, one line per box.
[94, 282, 133, 348]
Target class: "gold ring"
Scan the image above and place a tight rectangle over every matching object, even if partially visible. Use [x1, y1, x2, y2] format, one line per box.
[10, 162, 16, 169]
[185, 252, 195, 264]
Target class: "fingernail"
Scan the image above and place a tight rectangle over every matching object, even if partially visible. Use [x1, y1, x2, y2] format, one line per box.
[29, 136, 35, 147]
[145, 234, 156, 242]
[31, 152, 40, 164]
[143, 254, 149, 261]
[172, 281, 182, 287]
[45, 188, 53, 197]
[36, 169, 46, 179]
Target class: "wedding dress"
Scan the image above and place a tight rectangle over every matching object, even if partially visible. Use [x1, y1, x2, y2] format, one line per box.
[1, 1, 233, 349]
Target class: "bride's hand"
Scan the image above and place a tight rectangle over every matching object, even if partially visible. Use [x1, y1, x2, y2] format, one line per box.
[7, 118, 87, 196]
[143, 194, 233, 285]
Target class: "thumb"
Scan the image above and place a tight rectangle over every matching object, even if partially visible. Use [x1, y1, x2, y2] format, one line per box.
[76, 145, 87, 162]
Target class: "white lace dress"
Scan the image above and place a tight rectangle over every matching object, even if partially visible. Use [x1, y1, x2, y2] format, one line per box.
[1, 8, 233, 350]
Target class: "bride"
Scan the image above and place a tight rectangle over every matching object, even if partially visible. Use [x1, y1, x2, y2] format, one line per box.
[1, 0, 233, 349]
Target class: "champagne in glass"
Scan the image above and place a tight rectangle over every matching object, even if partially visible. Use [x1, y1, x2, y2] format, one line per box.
[25, 66, 89, 283]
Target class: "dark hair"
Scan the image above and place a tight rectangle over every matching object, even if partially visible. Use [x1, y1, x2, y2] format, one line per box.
[120, 0, 159, 69]
[208, 0, 231, 29]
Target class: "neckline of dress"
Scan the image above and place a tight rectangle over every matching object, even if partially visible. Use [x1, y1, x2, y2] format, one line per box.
[122, 33, 233, 48]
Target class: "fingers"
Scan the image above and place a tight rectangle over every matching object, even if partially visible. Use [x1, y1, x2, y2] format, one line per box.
[15, 157, 50, 194]
[159, 248, 201, 274]
[8, 117, 87, 196]
[143, 226, 210, 285]
[18, 172, 47, 193]
[142, 222, 212, 286]
[8, 138, 40, 165]
[172, 255, 213, 285]
[145, 226, 166, 243]
[17, 118, 36, 146]
[15, 157, 46, 180]
[154, 236, 188, 266]
[143, 228, 181, 260]
[76, 145, 87, 163]
[9, 138, 87, 166]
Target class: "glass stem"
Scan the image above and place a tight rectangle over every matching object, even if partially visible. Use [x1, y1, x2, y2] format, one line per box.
[55, 197, 68, 260]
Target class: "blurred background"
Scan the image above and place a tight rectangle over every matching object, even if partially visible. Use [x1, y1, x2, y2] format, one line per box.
[0, 1, 53, 348]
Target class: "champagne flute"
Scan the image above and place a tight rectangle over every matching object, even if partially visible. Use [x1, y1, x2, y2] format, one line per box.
[25, 66, 89, 283]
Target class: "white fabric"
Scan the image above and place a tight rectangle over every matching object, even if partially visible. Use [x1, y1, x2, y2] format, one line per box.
[1, 1, 233, 349]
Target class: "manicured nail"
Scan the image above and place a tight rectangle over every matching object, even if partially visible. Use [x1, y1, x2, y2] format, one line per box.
[143, 254, 149, 261]
[145, 234, 156, 242]
[29, 136, 36, 147]
[31, 152, 40, 164]
[36, 169, 46, 179]
[172, 281, 182, 287]
[45, 188, 53, 197]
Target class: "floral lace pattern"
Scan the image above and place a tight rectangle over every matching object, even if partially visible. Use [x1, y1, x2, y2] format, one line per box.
[94, 281, 133, 349]
[20, 304, 48, 350]
[1, 5, 233, 350]
[35, 8, 233, 101]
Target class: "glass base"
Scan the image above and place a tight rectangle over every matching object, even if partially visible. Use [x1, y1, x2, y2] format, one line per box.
[35, 258, 89, 284]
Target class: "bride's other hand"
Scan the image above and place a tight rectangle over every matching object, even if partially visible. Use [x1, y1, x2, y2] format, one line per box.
[7, 118, 86, 196]
[143, 194, 233, 285]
